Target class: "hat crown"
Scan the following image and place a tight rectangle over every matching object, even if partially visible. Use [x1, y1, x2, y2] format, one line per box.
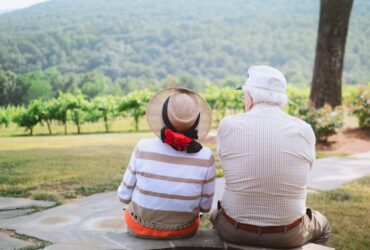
[146, 87, 212, 140]
[245, 65, 286, 93]
[167, 91, 200, 132]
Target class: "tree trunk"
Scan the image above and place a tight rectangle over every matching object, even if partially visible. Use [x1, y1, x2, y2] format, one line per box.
[64, 112, 68, 135]
[104, 116, 109, 133]
[134, 116, 139, 132]
[46, 120, 52, 135]
[310, 0, 354, 108]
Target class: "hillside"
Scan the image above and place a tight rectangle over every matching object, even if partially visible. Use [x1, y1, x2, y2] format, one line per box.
[0, 0, 369, 84]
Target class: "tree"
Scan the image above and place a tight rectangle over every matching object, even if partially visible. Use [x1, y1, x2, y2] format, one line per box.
[68, 94, 89, 134]
[0, 107, 10, 128]
[0, 70, 28, 106]
[310, 0, 354, 108]
[16, 72, 53, 104]
[92, 96, 119, 133]
[80, 72, 112, 99]
[118, 89, 153, 132]
[12, 106, 39, 135]
[54, 92, 83, 135]
[204, 86, 242, 124]
[28, 99, 54, 135]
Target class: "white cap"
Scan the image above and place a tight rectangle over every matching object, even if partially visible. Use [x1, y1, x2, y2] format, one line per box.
[242, 65, 287, 94]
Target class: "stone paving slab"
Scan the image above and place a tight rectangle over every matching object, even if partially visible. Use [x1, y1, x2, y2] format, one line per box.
[0, 208, 35, 220]
[307, 152, 370, 191]
[0, 232, 35, 250]
[0, 192, 126, 249]
[0, 197, 55, 211]
[106, 230, 334, 250]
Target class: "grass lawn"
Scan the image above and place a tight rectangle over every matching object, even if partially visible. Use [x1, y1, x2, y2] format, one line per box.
[0, 133, 152, 203]
[306, 176, 370, 250]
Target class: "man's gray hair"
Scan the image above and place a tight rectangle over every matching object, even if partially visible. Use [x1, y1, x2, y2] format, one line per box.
[243, 85, 288, 107]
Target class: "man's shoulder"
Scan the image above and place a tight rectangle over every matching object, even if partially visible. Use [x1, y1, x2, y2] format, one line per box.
[219, 113, 247, 127]
[283, 113, 314, 132]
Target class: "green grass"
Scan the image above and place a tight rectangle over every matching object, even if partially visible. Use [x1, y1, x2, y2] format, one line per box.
[316, 151, 351, 159]
[307, 176, 370, 250]
[0, 133, 152, 202]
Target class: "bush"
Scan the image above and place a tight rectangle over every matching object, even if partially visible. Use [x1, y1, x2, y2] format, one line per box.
[286, 86, 309, 116]
[351, 85, 370, 130]
[12, 106, 39, 135]
[0, 107, 10, 128]
[289, 103, 343, 142]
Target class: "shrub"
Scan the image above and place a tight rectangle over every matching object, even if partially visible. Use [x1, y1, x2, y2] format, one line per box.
[12, 106, 39, 135]
[306, 105, 343, 142]
[289, 103, 343, 142]
[286, 86, 309, 116]
[351, 85, 370, 130]
[0, 107, 10, 128]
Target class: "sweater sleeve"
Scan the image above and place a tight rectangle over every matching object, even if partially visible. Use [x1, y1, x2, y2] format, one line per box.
[117, 144, 138, 204]
[199, 155, 216, 212]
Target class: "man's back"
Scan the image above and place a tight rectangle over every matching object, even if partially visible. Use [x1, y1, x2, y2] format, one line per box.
[217, 103, 316, 226]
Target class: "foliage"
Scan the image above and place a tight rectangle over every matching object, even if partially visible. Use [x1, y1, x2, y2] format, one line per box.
[2, 85, 369, 137]
[16, 72, 53, 104]
[286, 86, 344, 142]
[351, 85, 370, 129]
[0, 0, 369, 85]
[91, 96, 120, 132]
[293, 104, 343, 142]
[118, 89, 153, 132]
[0, 107, 10, 128]
[12, 106, 39, 135]
[0, 70, 27, 106]
[67, 94, 90, 134]
[286, 86, 310, 116]
[204, 86, 243, 123]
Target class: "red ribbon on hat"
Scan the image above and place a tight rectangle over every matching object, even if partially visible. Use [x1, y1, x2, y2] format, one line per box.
[163, 128, 192, 151]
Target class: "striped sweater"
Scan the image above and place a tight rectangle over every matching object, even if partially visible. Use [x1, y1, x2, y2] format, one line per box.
[117, 138, 216, 229]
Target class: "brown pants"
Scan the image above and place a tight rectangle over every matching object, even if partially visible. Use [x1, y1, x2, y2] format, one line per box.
[210, 206, 331, 249]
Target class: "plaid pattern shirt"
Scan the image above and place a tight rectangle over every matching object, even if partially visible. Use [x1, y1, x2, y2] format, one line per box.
[217, 103, 316, 226]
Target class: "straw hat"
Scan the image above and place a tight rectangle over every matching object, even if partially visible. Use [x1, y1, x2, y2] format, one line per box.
[146, 88, 212, 140]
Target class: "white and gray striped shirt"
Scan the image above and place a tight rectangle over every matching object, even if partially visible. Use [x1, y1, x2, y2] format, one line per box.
[217, 103, 316, 226]
[117, 138, 216, 228]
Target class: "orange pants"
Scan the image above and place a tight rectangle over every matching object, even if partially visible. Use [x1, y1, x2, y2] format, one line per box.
[124, 209, 199, 239]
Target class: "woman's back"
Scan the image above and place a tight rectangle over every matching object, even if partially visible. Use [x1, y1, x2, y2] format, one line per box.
[118, 138, 215, 230]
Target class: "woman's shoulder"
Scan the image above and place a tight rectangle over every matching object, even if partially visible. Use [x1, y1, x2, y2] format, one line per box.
[136, 138, 162, 149]
[136, 138, 214, 159]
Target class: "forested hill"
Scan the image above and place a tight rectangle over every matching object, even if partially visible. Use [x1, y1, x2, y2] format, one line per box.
[0, 0, 369, 85]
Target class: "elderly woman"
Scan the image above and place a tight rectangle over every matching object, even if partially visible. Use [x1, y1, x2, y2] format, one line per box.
[117, 88, 216, 239]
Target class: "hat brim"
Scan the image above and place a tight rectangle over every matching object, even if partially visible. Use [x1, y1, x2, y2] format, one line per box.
[146, 88, 212, 140]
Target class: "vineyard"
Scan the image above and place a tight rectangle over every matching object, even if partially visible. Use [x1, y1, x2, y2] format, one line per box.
[0, 85, 369, 140]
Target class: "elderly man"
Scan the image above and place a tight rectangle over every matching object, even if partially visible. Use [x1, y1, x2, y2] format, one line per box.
[211, 65, 331, 248]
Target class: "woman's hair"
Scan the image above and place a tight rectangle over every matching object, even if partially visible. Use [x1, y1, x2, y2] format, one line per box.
[243, 85, 288, 107]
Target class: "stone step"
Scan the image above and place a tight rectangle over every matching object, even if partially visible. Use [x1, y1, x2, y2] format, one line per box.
[106, 230, 335, 250]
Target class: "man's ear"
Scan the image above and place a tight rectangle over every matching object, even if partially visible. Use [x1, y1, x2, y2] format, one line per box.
[245, 92, 253, 111]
